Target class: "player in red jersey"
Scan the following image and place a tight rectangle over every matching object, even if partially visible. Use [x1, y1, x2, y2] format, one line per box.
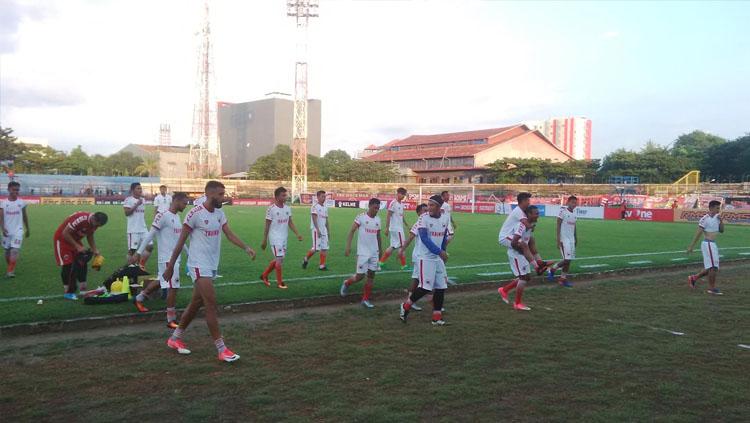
[53, 211, 109, 300]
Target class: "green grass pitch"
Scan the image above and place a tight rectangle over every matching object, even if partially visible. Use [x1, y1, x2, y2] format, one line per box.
[0, 204, 748, 326]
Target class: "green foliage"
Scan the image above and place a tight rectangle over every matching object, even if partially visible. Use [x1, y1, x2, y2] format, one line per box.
[488, 158, 600, 183]
[0, 127, 23, 161]
[134, 156, 160, 177]
[701, 134, 750, 182]
[599, 142, 692, 183]
[103, 151, 143, 176]
[671, 130, 726, 169]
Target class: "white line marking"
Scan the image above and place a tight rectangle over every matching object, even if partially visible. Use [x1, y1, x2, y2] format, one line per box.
[628, 260, 652, 265]
[477, 271, 512, 277]
[580, 264, 609, 269]
[739, 344, 750, 350]
[739, 253, 750, 256]
[671, 258, 688, 261]
[2, 247, 749, 304]
[606, 319, 685, 336]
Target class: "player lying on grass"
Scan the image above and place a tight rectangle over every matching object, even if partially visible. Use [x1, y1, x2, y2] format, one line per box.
[0, 181, 30, 278]
[498, 205, 542, 311]
[130, 193, 190, 329]
[53, 211, 108, 300]
[303, 190, 331, 271]
[341, 198, 382, 308]
[163, 181, 257, 362]
[400, 195, 451, 325]
[547, 195, 578, 288]
[399, 203, 429, 311]
[687, 200, 724, 295]
[261, 187, 303, 289]
[379, 187, 410, 270]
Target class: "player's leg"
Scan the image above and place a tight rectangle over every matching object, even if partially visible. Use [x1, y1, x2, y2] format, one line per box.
[513, 274, 531, 311]
[430, 261, 448, 324]
[379, 246, 394, 265]
[168, 285, 202, 355]
[361, 269, 376, 307]
[274, 251, 287, 288]
[500, 250, 525, 304]
[134, 278, 160, 312]
[140, 244, 153, 267]
[194, 275, 239, 361]
[73, 254, 89, 292]
[303, 230, 317, 268]
[61, 264, 78, 299]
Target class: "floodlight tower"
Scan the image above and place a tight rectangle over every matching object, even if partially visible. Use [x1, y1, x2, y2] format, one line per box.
[189, 0, 222, 178]
[287, 0, 318, 202]
[159, 123, 172, 147]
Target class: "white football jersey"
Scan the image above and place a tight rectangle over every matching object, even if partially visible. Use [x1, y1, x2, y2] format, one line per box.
[184, 205, 227, 271]
[387, 199, 405, 231]
[698, 213, 721, 233]
[123, 196, 147, 233]
[193, 195, 207, 207]
[511, 221, 533, 245]
[440, 202, 452, 218]
[151, 210, 183, 263]
[310, 203, 328, 235]
[266, 204, 292, 244]
[153, 194, 172, 213]
[0, 198, 26, 233]
[498, 206, 527, 242]
[354, 213, 381, 257]
[558, 207, 577, 241]
[413, 213, 449, 260]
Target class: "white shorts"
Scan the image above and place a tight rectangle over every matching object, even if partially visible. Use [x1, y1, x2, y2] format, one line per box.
[389, 229, 405, 249]
[499, 238, 513, 249]
[270, 242, 287, 258]
[559, 239, 576, 260]
[2, 229, 24, 249]
[127, 232, 151, 250]
[447, 222, 455, 236]
[507, 248, 530, 277]
[412, 258, 448, 291]
[158, 261, 180, 289]
[311, 229, 329, 251]
[189, 266, 217, 281]
[356, 255, 379, 274]
[701, 241, 719, 269]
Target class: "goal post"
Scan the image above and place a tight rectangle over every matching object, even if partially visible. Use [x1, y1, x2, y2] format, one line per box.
[417, 184, 477, 213]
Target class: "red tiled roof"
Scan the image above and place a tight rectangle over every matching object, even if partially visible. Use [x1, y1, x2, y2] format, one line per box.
[365, 144, 488, 161]
[412, 166, 487, 173]
[386, 126, 517, 148]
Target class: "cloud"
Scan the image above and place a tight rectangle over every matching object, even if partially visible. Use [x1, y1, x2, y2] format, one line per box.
[2, 81, 84, 108]
[601, 31, 620, 39]
[0, 0, 52, 53]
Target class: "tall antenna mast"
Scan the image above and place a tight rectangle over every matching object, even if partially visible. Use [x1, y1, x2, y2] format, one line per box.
[159, 123, 172, 147]
[189, 0, 222, 178]
[287, 0, 318, 202]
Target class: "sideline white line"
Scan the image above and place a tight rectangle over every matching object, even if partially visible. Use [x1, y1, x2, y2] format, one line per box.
[580, 264, 609, 269]
[671, 258, 688, 261]
[628, 260, 652, 265]
[2, 247, 749, 304]
[739, 344, 750, 350]
[477, 271, 512, 277]
[606, 319, 685, 336]
[739, 253, 750, 256]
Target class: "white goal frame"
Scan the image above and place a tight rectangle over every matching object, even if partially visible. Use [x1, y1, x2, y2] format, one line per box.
[417, 184, 477, 213]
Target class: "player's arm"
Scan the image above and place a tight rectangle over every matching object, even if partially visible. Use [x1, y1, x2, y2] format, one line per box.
[556, 217, 562, 248]
[385, 209, 392, 233]
[288, 216, 303, 241]
[686, 227, 704, 254]
[400, 232, 416, 255]
[22, 207, 29, 237]
[450, 214, 457, 230]
[325, 217, 330, 240]
[574, 225, 578, 247]
[0, 207, 6, 236]
[131, 226, 158, 263]
[418, 227, 447, 262]
[85, 232, 100, 256]
[62, 226, 85, 253]
[261, 218, 271, 250]
[718, 214, 724, 233]
[222, 223, 256, 260]
[344, 222, 357, 256]
[163, 224, 191, 281]
[124, 206, 136, 216]
[311, 211, 320, 233]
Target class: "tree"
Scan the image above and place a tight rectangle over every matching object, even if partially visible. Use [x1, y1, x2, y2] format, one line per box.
[0, 127, 23, 161]
[104, 151, 143, 176]
[320, 149, 352, 181]
[701, 134, 750, 182]
[13, 145, 66, 174]
[248, 145, 293, 180]
[59, 145, 93, 175]
[134, 156, 159, 176]
[599, 142, 690, 183]
[671, 130, 726, 169]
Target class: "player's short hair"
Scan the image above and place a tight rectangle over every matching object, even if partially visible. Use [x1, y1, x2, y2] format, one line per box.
[708, 200, 721, 208]
[205, 180, 225, 192]
[173, 192, 188, 201]
[92, 212, 108, 226]
[7, 181, 20, 190]
[429, 195, 444, 206]
[159, 185, 167, 190]
[441, 190, 449, 196]
[397, 187, 407, 195]
[568, 195, 578, 202]
[368, 198, 381, 207]
[316, 190, 326, 196]
[416, 203, 427, 214]
[517, 192, 532, 203]
[274, 186, 287, 198]
[527, 205, 539, 214]
[130, 182, 141, 192]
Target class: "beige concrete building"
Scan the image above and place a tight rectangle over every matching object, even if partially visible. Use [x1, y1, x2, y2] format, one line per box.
[118, 144, 191, 178]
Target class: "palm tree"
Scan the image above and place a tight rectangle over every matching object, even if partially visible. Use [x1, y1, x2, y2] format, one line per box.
[135, 156, 159, 177]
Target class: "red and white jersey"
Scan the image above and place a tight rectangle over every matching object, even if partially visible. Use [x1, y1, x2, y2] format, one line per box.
[387, 199, 405, 231]
[440, 201, 452, 219]
[184, 205, 227, 271]
[0, 198, 26, 233]
[193, 195, 207, 208]
[698, 213, 721, 233]
[413, 213, 449, 260]
[310, 202, 328, 235]
[151, 210, 183, 263]
[123, 196, 147, 233]
[354, 213, 381, 257]
[558, 207, 577, 241]
[266, 203, 292, 244]
[53, 211, 98, 242]
[153, 194, 172, 213]
[511, 221, 533, 245]
[498, 206, 527, 242]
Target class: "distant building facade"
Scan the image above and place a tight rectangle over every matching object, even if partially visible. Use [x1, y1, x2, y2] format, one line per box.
[525, 117, 592, 160]
[217, 96, 322, 175]
[118, 144, 191, 178]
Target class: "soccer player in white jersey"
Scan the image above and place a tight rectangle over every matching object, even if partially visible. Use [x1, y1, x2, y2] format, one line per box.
[400, 195, 451, 325]
[687, 200, 725, 295]
[547, 196, 578, 287]
[341, 198, 383, 308]
[0, 181, 29, 277]
[123, 182, 152, 267]
[261, 187, 303, 289]
[153, 185, 172, 214]
[498, 205, 541, 311]
[163, 181, 257, 362]
[440, 191, 457, 244]
[193, 194, 206, 208]
[303, 190, 330, 271]
[399, 204, 429, 311]
[379, 187, 409, 270]
[498, 192, 546, 273]
[131, 193, 189, 328]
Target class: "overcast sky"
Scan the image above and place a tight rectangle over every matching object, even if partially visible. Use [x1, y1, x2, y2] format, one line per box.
[1, 0, 749, 158]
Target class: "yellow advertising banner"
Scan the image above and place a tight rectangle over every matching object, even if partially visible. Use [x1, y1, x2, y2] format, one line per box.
[40, 197, 96, 205]
[674, 208, 750, 226]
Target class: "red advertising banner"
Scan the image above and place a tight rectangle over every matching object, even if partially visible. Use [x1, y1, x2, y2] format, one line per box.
[674, 209, 750, 225]
[604, 207, 674, 222]
[232, 198, 273, 207]
[452, 202, 497, 214]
